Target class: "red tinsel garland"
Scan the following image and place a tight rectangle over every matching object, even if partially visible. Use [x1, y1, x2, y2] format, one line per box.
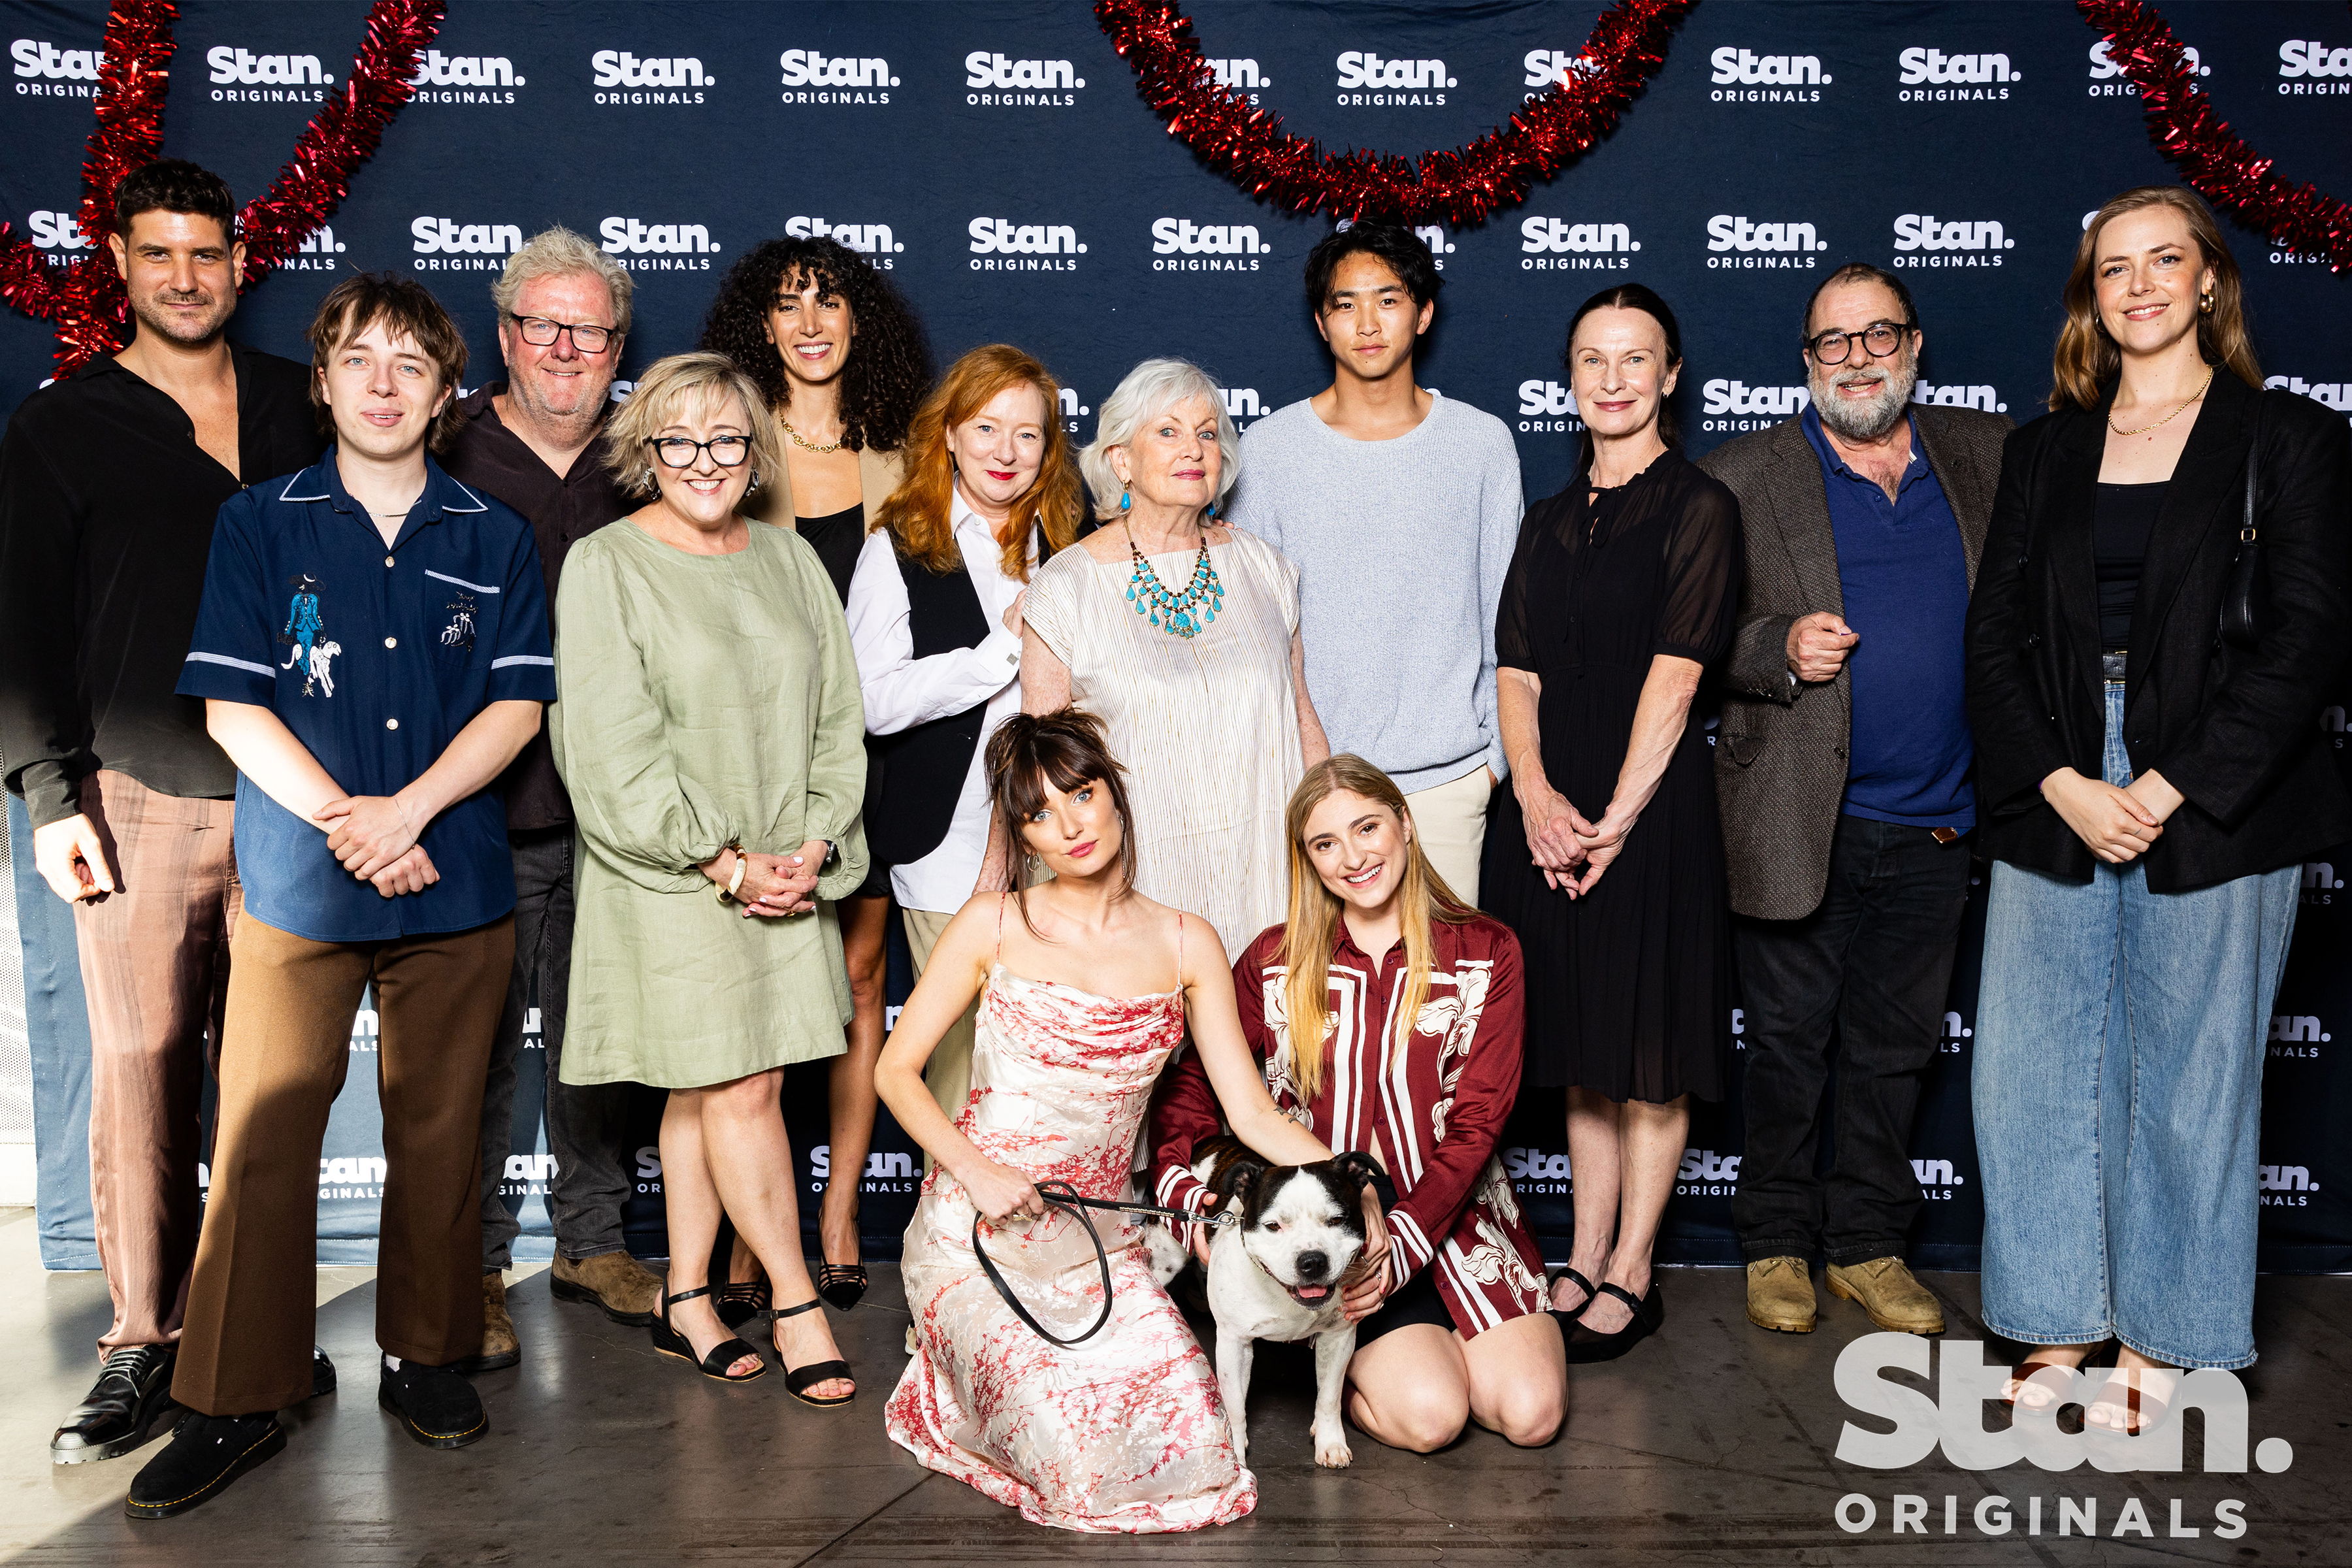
[0, 0, 444, 375]
[1096, 0, 1693, 227]
[2080, 0, 2352, 271]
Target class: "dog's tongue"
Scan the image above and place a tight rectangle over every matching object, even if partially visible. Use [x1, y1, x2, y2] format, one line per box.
[1294, 1283, 1332, 1303]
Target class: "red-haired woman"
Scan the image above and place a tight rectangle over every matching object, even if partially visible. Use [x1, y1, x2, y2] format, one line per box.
[847, 346, 1085, 1150]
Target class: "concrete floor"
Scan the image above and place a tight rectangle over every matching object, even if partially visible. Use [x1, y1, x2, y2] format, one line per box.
[1, 1207, 2346, 1565]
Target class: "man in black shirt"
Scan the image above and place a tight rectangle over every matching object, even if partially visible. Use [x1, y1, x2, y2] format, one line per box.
[441, 227, 661, 1357]
[0, 160, 327, 1463]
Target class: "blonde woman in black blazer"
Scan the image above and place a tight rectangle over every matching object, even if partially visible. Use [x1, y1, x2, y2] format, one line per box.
[1965, 187, 2351, 1435]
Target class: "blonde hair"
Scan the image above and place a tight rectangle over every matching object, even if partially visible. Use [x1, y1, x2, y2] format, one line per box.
[491, 225, 634, 338]
[1276, 756, 1475, 1102]
[600, 351, 784, 500]
[870, 343, 1083, 583]
[2050, 186, 2260, 412]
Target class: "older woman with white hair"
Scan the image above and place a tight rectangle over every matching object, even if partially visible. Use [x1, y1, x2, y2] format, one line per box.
[1019, 357, 1328, 956]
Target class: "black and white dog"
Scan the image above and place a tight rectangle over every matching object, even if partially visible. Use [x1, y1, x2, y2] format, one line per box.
[1186, 1135, 1379, 1469]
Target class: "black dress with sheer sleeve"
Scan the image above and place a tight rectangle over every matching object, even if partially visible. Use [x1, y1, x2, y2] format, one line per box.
[1480, 447, 1742, 1103]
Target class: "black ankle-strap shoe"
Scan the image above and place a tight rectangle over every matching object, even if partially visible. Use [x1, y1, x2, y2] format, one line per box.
[377, 1359, 487, 1450]
[124, 1413, 283, 1520]
[52, 1344, 180, 1465]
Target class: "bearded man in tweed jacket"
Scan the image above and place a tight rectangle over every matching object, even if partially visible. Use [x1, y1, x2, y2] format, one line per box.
[1698, 265, 2010, 1340]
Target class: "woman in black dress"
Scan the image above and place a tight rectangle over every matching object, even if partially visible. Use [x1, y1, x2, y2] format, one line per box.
[1483, 284, 1740, 1362]
[699, 236, 932, 1307]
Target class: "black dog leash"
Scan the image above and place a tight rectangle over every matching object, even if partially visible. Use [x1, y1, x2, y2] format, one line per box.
[971, 1180, 1231, 1348]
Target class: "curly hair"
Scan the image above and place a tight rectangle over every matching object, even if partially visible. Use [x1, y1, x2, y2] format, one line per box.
[697, 236, 931, 453]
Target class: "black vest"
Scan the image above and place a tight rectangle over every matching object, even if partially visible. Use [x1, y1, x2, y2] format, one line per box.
[866, 529, 1045, 868]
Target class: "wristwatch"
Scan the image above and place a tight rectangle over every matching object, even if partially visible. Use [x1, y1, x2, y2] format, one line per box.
[819, 839, 840, 874]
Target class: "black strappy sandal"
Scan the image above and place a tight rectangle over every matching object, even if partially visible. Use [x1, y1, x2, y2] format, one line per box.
[817, 1262, 868, 1311]
[770, 1298, 855, 1407]
[1558, 1281, 1664, 1364]
[708, 1218, 771, 1331]
[1548, 1266, 1598, 1317]
[649, 1286, 766, 1382]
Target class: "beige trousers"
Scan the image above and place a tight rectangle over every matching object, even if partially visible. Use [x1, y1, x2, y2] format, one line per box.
[1405, 764, 1495, 908]
[900, 906, 982, 1160]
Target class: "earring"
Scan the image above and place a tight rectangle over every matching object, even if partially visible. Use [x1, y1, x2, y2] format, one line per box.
[640, 466, 656, 489]
[2200, 291, 2215, 315]
[1119, 483, 1131, 512]
[746, 468, 762, 492]
[1203, 500, 1217, 521]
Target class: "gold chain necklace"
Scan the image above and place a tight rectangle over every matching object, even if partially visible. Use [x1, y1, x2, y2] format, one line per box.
[2108, 363, 2215, 438]
[779, 417, 842, 454]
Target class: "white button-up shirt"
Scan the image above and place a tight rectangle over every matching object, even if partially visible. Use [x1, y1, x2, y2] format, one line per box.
[843, 492, 1031, 913]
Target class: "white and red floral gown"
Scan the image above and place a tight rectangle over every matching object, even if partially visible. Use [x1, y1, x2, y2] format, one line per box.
[885, 938, 1254, 1533]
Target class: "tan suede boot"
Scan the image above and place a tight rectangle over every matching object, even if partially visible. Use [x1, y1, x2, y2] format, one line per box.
[551, 1251, 663, 1326]
[466, 1273, 520, 1371]
[1744, 1256, 1818, 1333]
[1825, 1256, 1946, 1334]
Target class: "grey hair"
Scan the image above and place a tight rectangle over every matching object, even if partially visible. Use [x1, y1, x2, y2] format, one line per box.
[490, 225, 635, 338]
[1078, 357, 1239, 515]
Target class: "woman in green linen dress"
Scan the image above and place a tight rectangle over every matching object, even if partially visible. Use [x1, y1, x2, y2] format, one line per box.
[551, 351, 868, 1401]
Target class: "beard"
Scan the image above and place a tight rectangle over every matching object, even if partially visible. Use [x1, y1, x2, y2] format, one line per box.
[1810, 353, 1919, 443]
[129, 287, 231, 346]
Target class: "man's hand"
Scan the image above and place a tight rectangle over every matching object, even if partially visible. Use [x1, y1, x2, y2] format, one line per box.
[1786, 611, 1858, 683]
[32, 813, 115, 903]
[319, 794, 421, 880]
[368, 843, 440, 898]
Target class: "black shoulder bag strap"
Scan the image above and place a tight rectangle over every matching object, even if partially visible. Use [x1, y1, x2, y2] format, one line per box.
[2220, 399, 2266, 650]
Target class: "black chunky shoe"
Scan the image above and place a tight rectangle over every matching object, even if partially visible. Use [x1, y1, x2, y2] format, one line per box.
[377, 1359, 487, 1449]
[312, 1347, 336, 1398]
[123, 1413, 283, 1520]
[52, 1345, 180, 1465]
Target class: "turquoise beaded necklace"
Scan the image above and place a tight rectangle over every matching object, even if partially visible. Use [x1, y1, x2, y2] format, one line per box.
[1122, 517, 1224, 639]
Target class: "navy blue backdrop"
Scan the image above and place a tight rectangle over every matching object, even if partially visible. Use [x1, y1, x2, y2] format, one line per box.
[4, 0, 2348, 1271]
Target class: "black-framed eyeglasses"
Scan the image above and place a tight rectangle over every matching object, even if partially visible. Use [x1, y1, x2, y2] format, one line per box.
[508, 314, 616, 353]
[645, 434, 750, 468]
[1806, 319, 1914, 366]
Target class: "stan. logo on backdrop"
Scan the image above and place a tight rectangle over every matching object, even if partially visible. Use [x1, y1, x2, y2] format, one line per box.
[1523, 48, 1598, 99]
[1152, 218, 1267, 271]
[1710, 46, 1829, 103]
[1892, 214, 2014, 269]
[1335, 51, 1452, 106]
[2087, 39, 2204, 97]
[1707, 215, 1827, 269]
[600, 217, 721, 269]
[1520, 216, 1639, 271]
[412, 49, 521, 105]
[206, 45, 333, 103]
[10, 37, 97, 95]
[785, 216, 902, 268]
[970, 218, 1085, 271]
[779, 48, 895, 105]
[1896, 46, 2016, 103]
[591, 50, 710, 106]
[1516, 380, 1582, 435]
[2299, 858, 2344, 907]
[412, 217, 522, 270]
[1207, 57, 1266, 105]
[2279, 39, 2352, 95]
[964, 51, 1082, 106]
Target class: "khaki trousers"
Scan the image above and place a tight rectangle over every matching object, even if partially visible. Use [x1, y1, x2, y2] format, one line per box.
[1405, 764, 1495, 908]
[172, 912, 513, 1416]
[71, 770, 239, 1353]
[900, 906, 981, 1169]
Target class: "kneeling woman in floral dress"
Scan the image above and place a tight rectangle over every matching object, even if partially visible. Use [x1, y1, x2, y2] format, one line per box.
[876, 710, 1386, 1532]
[1153, 755, 1565, 1454]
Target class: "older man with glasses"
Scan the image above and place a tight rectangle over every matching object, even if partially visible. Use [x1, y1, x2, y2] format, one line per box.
[1697, 265, 2011, 1339]
[442, 227, 663, 1364]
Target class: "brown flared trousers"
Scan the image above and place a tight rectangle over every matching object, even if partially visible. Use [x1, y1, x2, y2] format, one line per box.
[171, 910, 513, 1416]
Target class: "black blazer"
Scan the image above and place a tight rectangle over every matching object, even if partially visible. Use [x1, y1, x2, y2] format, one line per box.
[1966, 370, 2352, 892]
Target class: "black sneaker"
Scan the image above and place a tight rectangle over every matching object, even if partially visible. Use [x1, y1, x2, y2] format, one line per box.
[52, 1345, 180, 1465]
[123, 1413, 283, 1520]
[377, 1359, 486, 1449]
[312, 1347, 336, 1398]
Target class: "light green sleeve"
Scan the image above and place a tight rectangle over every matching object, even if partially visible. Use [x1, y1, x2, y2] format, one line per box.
[785, 534, 872, 902]
[549, 538, 740, 893]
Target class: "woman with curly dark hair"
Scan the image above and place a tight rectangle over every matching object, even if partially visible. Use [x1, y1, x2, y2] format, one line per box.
[697, 235, 933, 1315]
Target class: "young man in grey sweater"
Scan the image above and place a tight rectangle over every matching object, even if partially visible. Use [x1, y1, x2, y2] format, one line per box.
[1226, 222, 1524, 901]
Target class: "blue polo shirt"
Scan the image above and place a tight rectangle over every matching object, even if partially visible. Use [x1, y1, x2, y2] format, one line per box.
[177, 450, 556, 941]
[1799, 407, 1974, 831]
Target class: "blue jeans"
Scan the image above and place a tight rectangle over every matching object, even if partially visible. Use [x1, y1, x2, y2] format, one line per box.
[1974, 682, 2297, 1369]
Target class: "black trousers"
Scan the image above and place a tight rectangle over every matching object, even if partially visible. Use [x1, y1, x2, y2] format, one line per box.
[1731, 815, 1970, 1266]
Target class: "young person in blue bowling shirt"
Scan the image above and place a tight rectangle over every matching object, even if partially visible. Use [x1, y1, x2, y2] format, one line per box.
[128, 274, 554, 1520]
